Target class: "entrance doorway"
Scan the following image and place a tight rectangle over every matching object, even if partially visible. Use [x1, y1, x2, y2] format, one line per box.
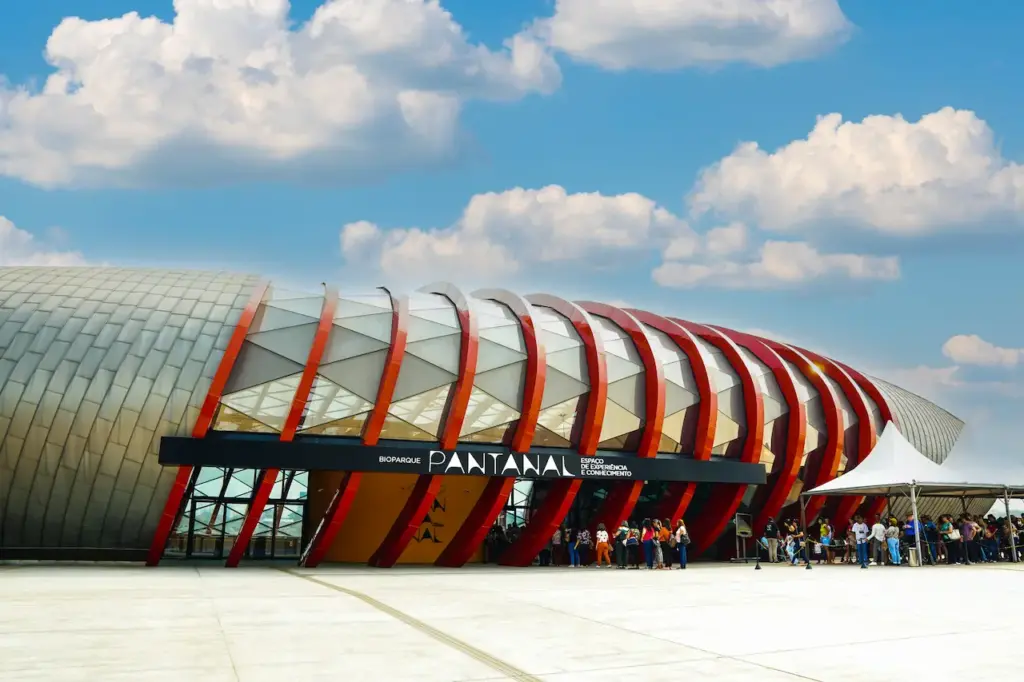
[166, 468, 309, 560]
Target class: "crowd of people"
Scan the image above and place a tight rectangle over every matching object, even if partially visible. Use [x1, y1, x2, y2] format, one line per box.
[482, 510, 1021, 569]
[760, 512, 1022, 567]
[484, 517, 692, 569]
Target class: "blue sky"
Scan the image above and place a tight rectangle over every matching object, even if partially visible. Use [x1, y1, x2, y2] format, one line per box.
[1, 0, 1023, 452]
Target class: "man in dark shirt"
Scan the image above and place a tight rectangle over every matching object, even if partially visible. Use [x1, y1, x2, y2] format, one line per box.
[764, 517, 781, 563]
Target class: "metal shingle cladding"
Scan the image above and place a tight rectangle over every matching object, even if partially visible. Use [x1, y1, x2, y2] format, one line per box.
[0, 267, 260, 554]
[868, 375, 965, 464]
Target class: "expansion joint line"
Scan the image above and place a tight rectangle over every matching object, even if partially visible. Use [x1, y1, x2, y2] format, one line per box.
[279, 569, 540, 682]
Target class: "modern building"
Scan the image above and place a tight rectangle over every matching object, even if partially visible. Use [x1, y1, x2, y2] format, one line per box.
[0, 267, 973, 566]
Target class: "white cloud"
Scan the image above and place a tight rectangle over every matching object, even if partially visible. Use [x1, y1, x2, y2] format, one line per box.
[690, 107, 1024, 235]
[942, 334, 1023, 367]
[343, 186, 900, 290]
[0, 216, 85, 266]
[653, 225, 899, 289]
[0, 0, 560, 187]
[534, 0, 850, 70]
[341, 184, 689, 283]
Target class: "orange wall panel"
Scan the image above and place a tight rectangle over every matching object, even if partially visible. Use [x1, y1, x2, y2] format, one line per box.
[396, 475, 488, 564]
[307, 471, 488, 564]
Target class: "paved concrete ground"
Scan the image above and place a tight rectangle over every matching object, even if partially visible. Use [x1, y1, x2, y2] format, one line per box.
[1, 560, 1022, 681]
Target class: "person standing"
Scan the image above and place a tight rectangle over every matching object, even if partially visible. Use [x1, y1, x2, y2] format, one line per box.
[565, 526, 578, 567]
[852, 515, 870, 568]
[674, 519, 689, 569]
[626, 522, 641, 569]
[594, 523, 611, 567]
[615, 520, 629, 569]
[576, 526, 592, 566]
[551, 526, 564, 566]
[641, 519, 656, 569]
[661, 518, 674, 569]
[818, 517, 834, 564]
[869, 517, 887, 566]
[885, 519, 901, 565]
[764, 517, 781, 563]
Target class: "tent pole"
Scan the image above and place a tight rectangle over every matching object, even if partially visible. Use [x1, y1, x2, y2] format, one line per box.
[1005, 489, 1018, 563]
[910, 484, 923, 568]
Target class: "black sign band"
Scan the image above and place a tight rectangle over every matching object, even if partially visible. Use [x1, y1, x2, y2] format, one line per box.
[159, 436, 767, 486]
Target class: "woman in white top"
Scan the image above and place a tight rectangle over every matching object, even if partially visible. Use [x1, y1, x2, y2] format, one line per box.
[674, 519, 689, 569]
[595, 523, 611, 567]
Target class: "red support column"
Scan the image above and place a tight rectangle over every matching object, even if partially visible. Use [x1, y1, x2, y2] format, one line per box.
[758, 340, 843, 522]
[368, 283, 479, 568]
[577, 302, 665, 533]
[713, 328, 806, 536]
[833, 360, 898, 522]
[670, 319, 764, 555]
[435, 290, 546, 568]
[300, 291, 409, 568]
[627, 311, 716, 524]
[498, 294, 607, 568]
[225, 287, 338, 567]
[146, 282, 269, 566]
[795, 348, 875, 530]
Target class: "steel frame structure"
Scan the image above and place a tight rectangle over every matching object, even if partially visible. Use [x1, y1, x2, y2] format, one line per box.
[138, 278, 943, 568]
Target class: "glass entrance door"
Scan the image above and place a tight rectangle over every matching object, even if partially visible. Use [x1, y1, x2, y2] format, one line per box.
[167, 468, 310, 560]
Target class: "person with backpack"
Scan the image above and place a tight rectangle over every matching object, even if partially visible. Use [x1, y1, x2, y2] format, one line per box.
[626, 521, 641, 569]
[615, 520, 629, 569]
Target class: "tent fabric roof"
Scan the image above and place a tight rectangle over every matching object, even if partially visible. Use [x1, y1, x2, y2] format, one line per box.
[805, 422, 1024, 498]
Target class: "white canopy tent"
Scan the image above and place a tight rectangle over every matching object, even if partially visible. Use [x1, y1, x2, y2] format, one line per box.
[802, 422, 1019, 565]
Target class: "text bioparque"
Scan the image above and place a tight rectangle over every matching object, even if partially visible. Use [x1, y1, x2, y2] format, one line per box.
[378, 451, 634, 478]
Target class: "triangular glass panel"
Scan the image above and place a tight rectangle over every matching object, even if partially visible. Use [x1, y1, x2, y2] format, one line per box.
[665, 380, 698, 415]
[302, 412, 371, 437]
[302, 377, 374, 429]
[265, 296, 325, 319]
[378, 414, 437, 442]
[247, 322, 319, 364]
[537, 328, 580, 354]
[661, 409, 688, 451]
[461, 422, 517, 445]
[320, 326, 389, 365]
[663, 359, 697, 392]
[211, 404, 279, 434]
[406, 316, 460, 344]
[539, 368, 589, 409]
[335, 312, 394, 344]
[411, 305, 460, 329]
[223, 342, 305, 394]
[475, 337, 525, 374]
[718, 385, 747, 428]
[536, 397, 582, 444]
[535, 310, 575, 338]
[318, 349, 389, 403]
[479, 325, 525, 353]
[406, 336, 461, 374]
[713, 411, 742, 449]
[473, 362, 526, 409]
[409, 292, 455, 311]
[249, 304, 318, 335]
[390, 354, 457, 402]
[459, 386, 520, 437]
[532, 423, 572, 448]
[597, 399, 642, 443]
[473, 300, 518, 329]
[334, 296, 393, 320]
[606, 373, 646, 416]
[604, 352, 642, 383]
[762, 394, 787, 423]
[221, 374, 302, 432]
[545, 346, 587, 382]
[388, 384, 452, 438]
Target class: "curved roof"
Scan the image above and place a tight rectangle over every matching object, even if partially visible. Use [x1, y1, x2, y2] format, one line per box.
[867, 376, 964, 463]
[0, 266, 967, 563]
